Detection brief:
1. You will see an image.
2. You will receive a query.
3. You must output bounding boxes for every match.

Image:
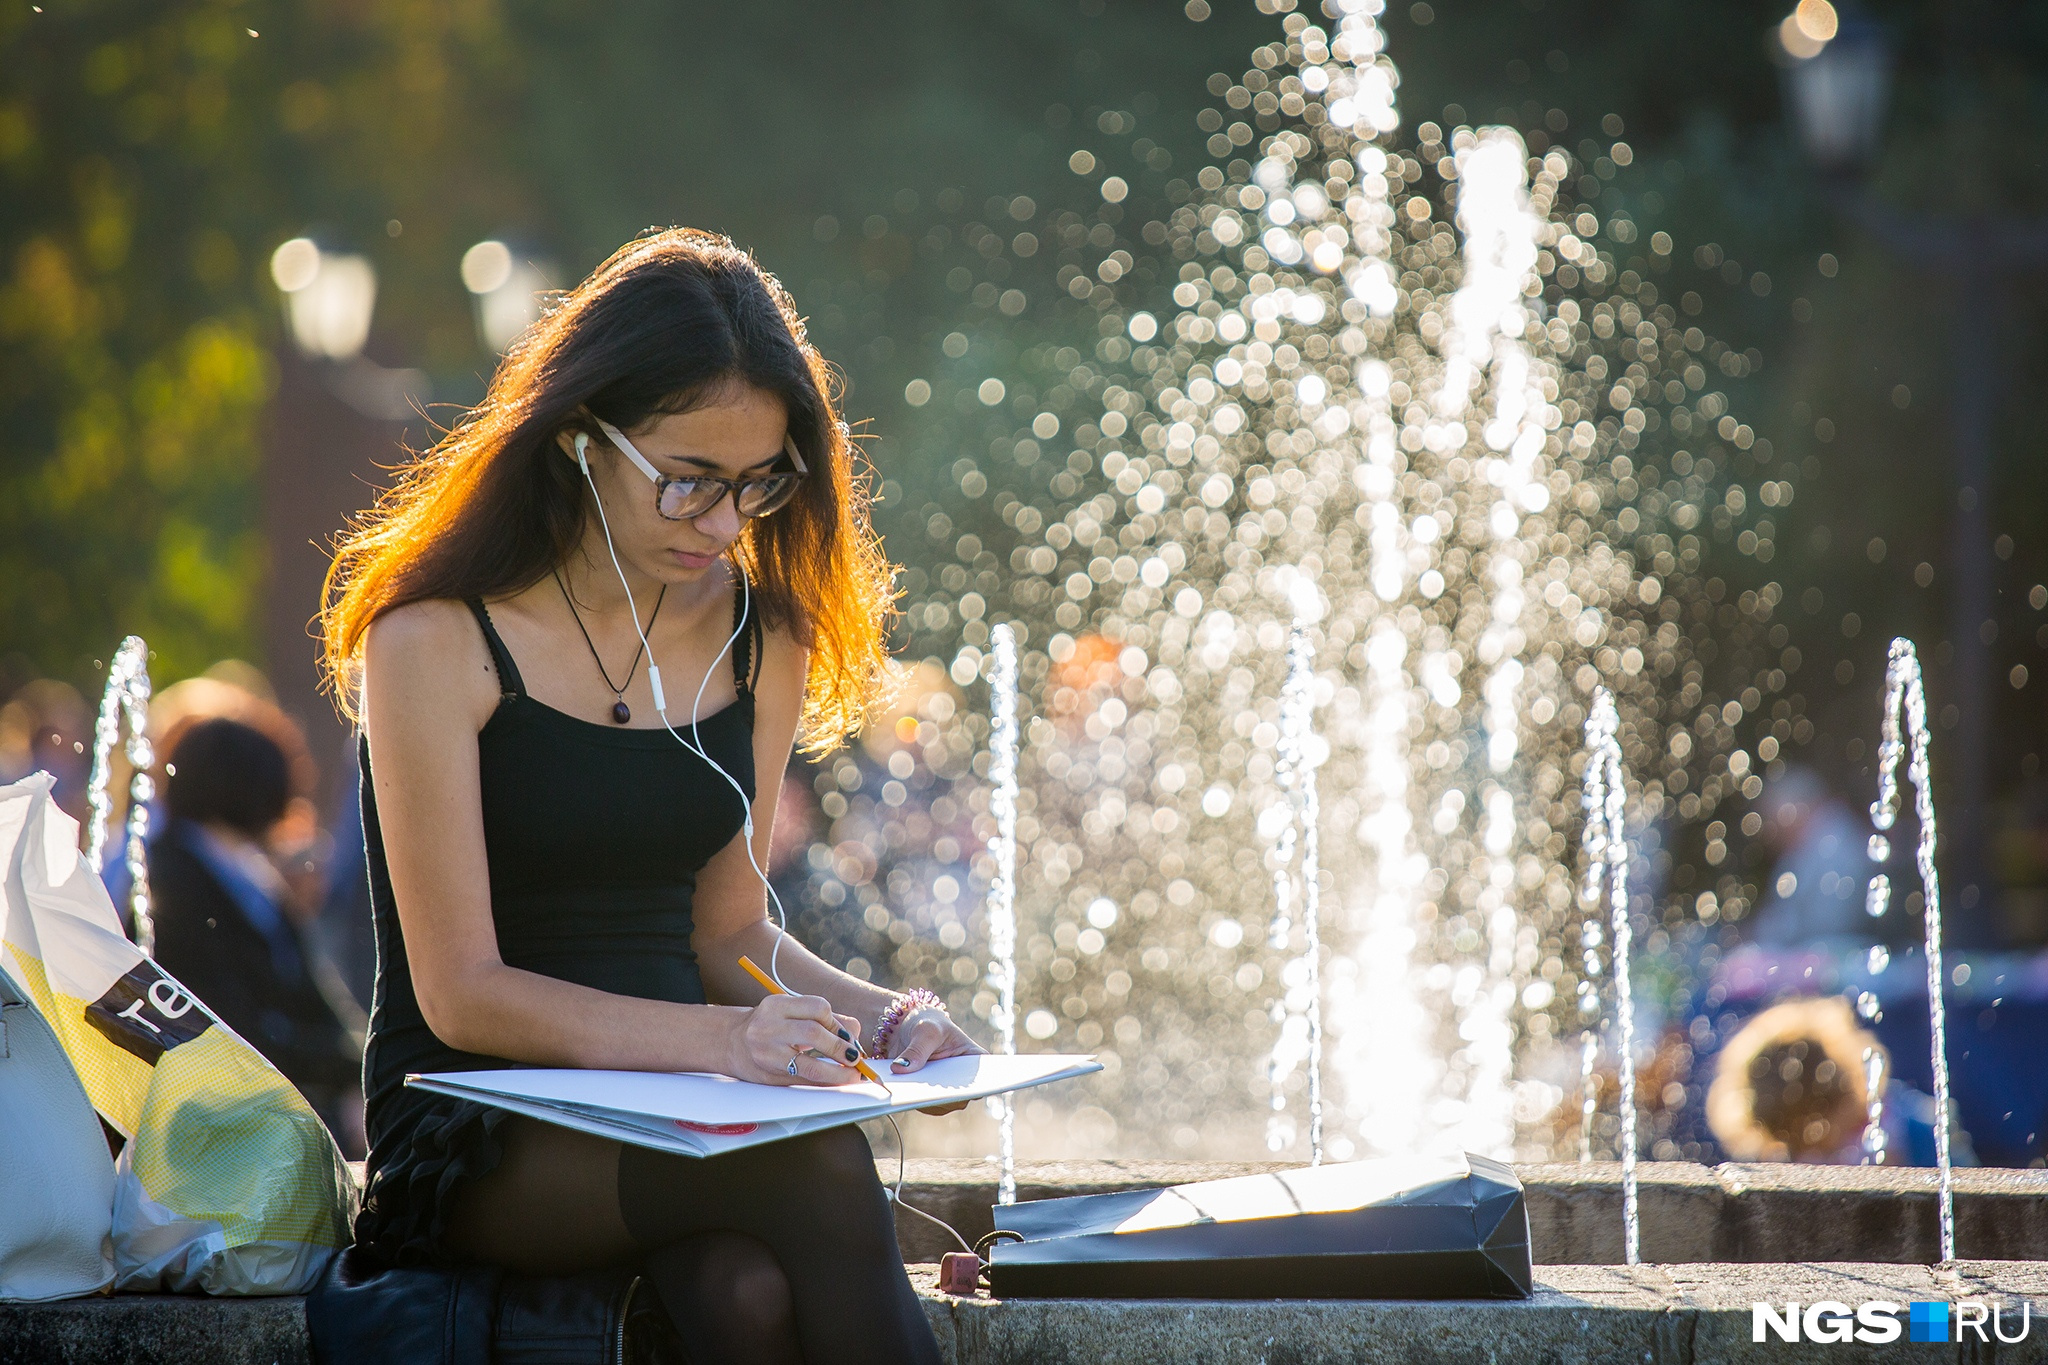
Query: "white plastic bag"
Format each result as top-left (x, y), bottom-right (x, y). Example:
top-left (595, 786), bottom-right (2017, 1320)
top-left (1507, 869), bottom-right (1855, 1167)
top-left (0, 773), bottom-right (353, 1295)
top-left (0, 964), bottom-right (117, 1301)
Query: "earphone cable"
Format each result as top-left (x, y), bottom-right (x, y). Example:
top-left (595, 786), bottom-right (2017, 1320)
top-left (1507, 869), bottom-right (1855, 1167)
top-left (882, 1113), bottom-right (973, 1256)
top-left (579, 436), bottom-right (974, 1258)
top-left (577, 438), bottom-right (798, 991)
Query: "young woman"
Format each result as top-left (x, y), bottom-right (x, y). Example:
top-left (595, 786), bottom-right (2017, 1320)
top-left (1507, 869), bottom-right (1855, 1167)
top-left (321, 228), bottom-right (975, 1363)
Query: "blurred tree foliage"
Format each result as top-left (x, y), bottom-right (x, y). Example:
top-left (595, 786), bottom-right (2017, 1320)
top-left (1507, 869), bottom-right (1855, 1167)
top-left (0, 0), bottom-right (528, 687)
top-left (5, 0), bottom-right (2048, 806)
top-left (0, 0), bottom-right (1274, 691)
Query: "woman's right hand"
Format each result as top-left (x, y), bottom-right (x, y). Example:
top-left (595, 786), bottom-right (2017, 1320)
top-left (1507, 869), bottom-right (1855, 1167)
top-left (726, 993), bottom-right (866, 1086)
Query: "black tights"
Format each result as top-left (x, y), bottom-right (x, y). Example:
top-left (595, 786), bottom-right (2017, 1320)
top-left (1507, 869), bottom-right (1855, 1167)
top-left (442, 1118), bottom-right (939, 1365)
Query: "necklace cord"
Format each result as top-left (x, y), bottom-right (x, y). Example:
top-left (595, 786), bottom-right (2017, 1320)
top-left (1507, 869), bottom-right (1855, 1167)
top-left (553, 569), bottom-right (665, 699)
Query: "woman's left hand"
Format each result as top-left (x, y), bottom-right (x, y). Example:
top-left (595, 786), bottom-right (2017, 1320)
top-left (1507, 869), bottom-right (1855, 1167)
top-left (885, 1009), bottom-right (985, 1114)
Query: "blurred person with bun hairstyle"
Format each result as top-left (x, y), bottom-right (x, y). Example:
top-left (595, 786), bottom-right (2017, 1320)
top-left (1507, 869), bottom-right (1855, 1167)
top-left (318, 229), bottom-right (967, 1363)
top-left (1707, 996), bottom-right (1975, 1166)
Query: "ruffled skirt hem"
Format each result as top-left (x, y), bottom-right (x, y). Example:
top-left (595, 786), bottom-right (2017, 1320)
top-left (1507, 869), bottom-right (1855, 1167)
top-left (353, 1098), bottom-right (515, 1267)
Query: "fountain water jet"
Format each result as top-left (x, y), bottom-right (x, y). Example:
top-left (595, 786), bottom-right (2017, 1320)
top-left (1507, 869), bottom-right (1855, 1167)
top-left (85, 635), bottom-right (156, 955)
top-left (866, 0), bottom-right (1796, 1170)
top-left (1858, 1045), bottom-right (1889, 1166)
top-left (1263, 594), bottom-right (1326, 1163)
top-left (1577, 1030), bottom-right (1599, 1165)
top-left (984, 623), bottom-right (1022, 1205)
top-left (1864, 637), bottom-right (1954, 1261)
top-left (1334, 619), bottom-right (1434, 1161)
top-left (1436, 126), bottom-right (1553, 1161)
top-left (1580, 687), bottom-right (1638, 1265)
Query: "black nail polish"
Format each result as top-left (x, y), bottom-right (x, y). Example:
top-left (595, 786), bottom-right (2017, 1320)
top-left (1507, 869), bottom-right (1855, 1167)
top-left (837, 1028), bottom-right (851, 1041)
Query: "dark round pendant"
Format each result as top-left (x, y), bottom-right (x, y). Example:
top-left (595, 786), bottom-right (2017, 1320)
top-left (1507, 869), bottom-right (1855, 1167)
top-left (611, 700), bottom-right (632, 725)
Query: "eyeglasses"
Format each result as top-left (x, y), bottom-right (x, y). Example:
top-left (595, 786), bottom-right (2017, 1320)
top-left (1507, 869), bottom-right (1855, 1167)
top-left (594, 418), bottom-right (807, 521)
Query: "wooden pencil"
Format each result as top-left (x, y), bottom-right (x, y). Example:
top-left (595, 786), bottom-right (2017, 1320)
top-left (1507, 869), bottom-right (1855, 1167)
top-left (737, 954), bottom-right (886, 1085)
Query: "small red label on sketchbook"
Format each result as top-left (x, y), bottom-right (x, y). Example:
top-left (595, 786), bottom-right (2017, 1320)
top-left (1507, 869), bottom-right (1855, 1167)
top-left (675, 1120), bottom-right (758, 1135)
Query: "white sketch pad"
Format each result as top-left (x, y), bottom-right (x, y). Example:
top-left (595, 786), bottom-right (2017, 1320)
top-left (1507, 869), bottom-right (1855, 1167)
top-left (409, 1053), bottom-right (1100, 1157)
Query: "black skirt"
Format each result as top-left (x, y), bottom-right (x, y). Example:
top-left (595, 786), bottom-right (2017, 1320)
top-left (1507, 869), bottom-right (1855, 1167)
top-left (353, 1092), bottom-right (516, 1265)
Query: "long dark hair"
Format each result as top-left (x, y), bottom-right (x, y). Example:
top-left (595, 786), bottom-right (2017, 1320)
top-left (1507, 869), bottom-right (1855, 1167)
top-left (321, 228), bottom-right (895, 750)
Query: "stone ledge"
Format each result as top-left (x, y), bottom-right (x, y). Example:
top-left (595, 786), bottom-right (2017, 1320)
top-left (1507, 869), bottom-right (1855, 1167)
top-left (8, 1264), bottom-right (2045, 1365)
top-left (883, 1159), bottom-right (2048, 1267)
top-left (343, 1156), bottom-right (2048, 1266)
top-left (0, 1293), bottom-right (310, 1365)
top-left (917, 1261), bottom-right (2048, 1365)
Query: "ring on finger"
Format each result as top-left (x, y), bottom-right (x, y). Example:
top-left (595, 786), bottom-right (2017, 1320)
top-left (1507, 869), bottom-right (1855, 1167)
top-left (787, 1056), bottom-right (801, 1077)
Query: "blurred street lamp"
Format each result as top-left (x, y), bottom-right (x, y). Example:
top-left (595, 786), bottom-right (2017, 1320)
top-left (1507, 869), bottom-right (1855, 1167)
top-left (461, 239), bottom-right (555, 353)
top-left (260, 236), bottom-right (422, 807)
top-left (1780, 1), bottom-right (1892, 174)
top-left (269, 237), bottom-right (377, 361)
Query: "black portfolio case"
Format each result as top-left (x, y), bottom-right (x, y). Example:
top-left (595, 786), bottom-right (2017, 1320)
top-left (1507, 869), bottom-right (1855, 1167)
top-left (986, 1153), bottom-right (1531, 1300)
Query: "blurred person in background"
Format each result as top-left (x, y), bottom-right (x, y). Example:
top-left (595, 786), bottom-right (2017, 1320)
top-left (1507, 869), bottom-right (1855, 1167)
top-left (1706, 997), bottom-right (1973, 1166)
top-left (151, 664), bottom-right (328, 904)
top-left (102, 665), bottom-right (330, 921)
top-left (0, 678), bottom-right (92, 820)
top-left (149, 716), bottom-right (365, 1155)
top-left (149, 665), bottom-right (379, 1011)
top-left (316, 760), bottom-right (377, 1014)
top-left (1748, 766), bottom-right (1874, 950)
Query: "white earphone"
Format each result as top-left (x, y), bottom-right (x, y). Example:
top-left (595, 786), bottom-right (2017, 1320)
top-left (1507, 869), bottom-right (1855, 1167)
top-left (572, 425), bottom-right (795, 985)
top-left (570, 422), bottom-right (978, 1252)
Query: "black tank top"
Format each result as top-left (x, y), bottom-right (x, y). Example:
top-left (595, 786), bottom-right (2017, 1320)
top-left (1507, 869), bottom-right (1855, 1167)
top-left (358, 590), bottom-right (762, 1169)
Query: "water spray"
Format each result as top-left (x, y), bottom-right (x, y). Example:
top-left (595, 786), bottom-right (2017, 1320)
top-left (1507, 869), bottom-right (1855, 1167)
top-left (1865, 638), bottom-right (1953, 1262)
top-left (1579, 687), bottom-right (1637, 1265)
top-left (1265, 603), bottom-right (1325, 1163)
top-left (984, 623), bottom-right (1022, 1205)
top-left (85, 636), bottom-right (156, 955)
top-left (883, 0), bottom-right (1785, 1167)
top-left (1438, 125), bottom-right (1552, 1159)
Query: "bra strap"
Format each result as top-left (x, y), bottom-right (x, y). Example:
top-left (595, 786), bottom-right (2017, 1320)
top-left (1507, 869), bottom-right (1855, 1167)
top-left (465, 599), bottom-right (526, 699)
top-left (731, 584), bottom-right (763, 697)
